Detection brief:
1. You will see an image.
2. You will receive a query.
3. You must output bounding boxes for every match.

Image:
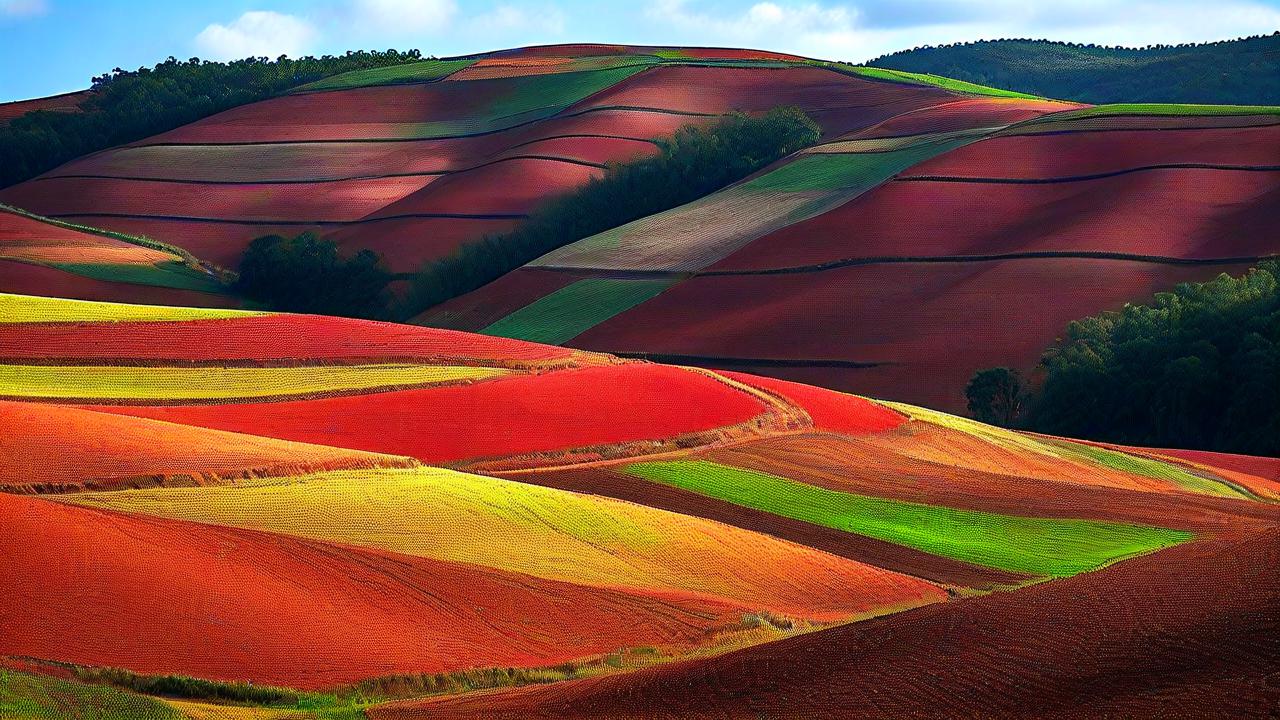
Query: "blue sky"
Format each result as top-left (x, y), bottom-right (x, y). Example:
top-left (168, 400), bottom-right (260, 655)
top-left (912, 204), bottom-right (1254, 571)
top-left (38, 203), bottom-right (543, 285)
top-left (3, 0), bottom-right (1280, 101)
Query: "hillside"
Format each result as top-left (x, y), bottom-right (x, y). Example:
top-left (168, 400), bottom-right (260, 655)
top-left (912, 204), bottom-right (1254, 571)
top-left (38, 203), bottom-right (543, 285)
top-left (2, 292), bottom-right (1278, 717)
top-left (870, 33), bottom-right (1280, 104)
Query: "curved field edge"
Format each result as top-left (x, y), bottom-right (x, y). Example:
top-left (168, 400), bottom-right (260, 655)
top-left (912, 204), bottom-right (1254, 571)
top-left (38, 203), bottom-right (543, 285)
top-left (0, 292), bottom-right (261, 323)
top-left (58, 466), bottom-right (946, 620)
top-left (623, 459), bottom-right (1192, 577)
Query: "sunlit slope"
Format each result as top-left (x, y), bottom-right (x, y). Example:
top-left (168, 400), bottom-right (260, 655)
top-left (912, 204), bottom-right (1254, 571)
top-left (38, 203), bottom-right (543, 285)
top-left (0, 400), bottom-right (415, 492)
top-left (62, 467), bottom-right (944, 621)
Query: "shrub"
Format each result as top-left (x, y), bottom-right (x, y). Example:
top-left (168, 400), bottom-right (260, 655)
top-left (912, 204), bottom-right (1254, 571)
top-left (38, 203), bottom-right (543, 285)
top-left (235, 232), bottom-right (393, 319)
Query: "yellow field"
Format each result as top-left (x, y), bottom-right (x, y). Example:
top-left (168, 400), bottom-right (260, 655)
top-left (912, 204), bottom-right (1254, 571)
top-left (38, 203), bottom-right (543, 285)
top-left (62, 467), bottom-right (942, 619)
top-left (0, 292), bottom-right (261, 323)
top-left (0, 363), bottom-right (509, 400)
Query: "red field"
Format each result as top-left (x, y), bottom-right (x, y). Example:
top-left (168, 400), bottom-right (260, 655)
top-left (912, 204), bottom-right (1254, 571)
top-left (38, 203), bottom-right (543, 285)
top-left (83, 363), bottom-right (768, 463)
top-left (0, 493), bottom-right (748, 689)
top-left (0, 312), bottom-right (581, 365)
top-left (907, 124), bottom-right (1280, 178)
top-left (573, 259), bottom-right (1250, 411)
top-left (0, 258), bottom-right (236, 306)
top-left (327, 216), bottom-right (521, 273)
top-left (0, 90), bottom-right (90, 123)
top-left (846, 96), bottom-right (1081, 138)
top-left (0, 400), bottom-right (412, 492)
top-left (364, 157), bottom-right (601, 218)
top-left (414, 267), bottom-right (579, 329)
top-left (385, 524), bottom-right (1280, 719)
top-left (711, 168), bottom-right (1280, 270)
top-left (718, 371), bottom-right (907, 435)
top-left (1, 175), bottom-right (436, 222)
top-left (571, 65), bottom-right (955, 136)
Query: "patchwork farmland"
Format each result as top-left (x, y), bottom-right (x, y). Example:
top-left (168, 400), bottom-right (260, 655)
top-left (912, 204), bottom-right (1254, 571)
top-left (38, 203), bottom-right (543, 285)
top-left (2, 39), bottom-right (1279, 719)
top-left (3, 292), bottom-right (1278, 717)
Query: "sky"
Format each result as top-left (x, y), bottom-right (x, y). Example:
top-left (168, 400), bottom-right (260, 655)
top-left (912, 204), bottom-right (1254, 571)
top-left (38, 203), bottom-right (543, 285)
top-left (3, 0), bottom-right (1280, 101)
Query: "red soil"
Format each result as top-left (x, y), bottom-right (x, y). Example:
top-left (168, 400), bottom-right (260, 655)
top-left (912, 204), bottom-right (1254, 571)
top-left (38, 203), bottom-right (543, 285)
top-left (572, 259), bottom-right (1251, 411)
top-left (703, 433), bottom-right (1280, 532)
top-left (0, 175), bottom-right (435, 222)
top-left (503, 464), bottom-right (1030, 591)
top-left (0, 258), bottom-right (237, 307)
top-left (0, 312), bottom-right (578, 365)
top-left (44, 217), bottom-right (325, 269)
top-left (0, 90), bottom-right (89, 123)
top-left (412, 268), bottom-right (579, 329)
top-left (385, 526), bottom-right (1280, 719)
top-left (82, 364), bottom-right (768, 463)
top-left (365, 157), bottom-right (601, 218)
top-left (846, 97), bottom-right (1081, 138)
top-left (493, 134), bottom-right (656, 166)
top-left (1150, 447), bottom-right (1280, 483)
top-left (0, 400), bottom-right (411, 492)
top-left (677, 47), bottom-right (809, 61)
top-left (713, 168), bottom-right (1280, 271)
top-left (569, 65), bottom-right (955, 137)
top-left (0, 493), bottom-right (744, 689)
top-left (718, 371), bottom-right (906, 435)
top-left (908, 124), bottom-right (1280, 179)
top-left (143, 81), bottom-right (509, 144)
top-left (328, 216), bottom-right (520, 272)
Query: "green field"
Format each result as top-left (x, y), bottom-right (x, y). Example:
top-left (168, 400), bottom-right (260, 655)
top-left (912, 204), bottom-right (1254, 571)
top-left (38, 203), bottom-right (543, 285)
top-left (0, 669), bottom-right (180, 720)
top-left (1043, 440), bottom-right (1250, 499)
top-left (740, 133), bottom-right (980, 193)
top-left (482, 278), bottom-right (675, 345)
top-left (52, 261), bottom-right (227, 294)
top-left (295, 59), bottom-right (476, 91)
top-left (625, 460), bottom-right (1192, 577)
top-left (835, 64), bottom-right (1042, 99)
top-left (1052, 102), bottom-right (1280, 118)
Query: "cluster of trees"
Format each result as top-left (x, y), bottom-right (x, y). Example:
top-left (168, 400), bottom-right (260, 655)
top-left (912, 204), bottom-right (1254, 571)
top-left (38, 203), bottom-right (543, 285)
top-left (967, 262), bottom-right (1280, 456)
top-left (870, 33), bottom-right (1280, 104)
top-left (235, 232), bottom-right (393, 319)
top-left (406, 107), bottom-right (821, 314)
top-left (1, 50), bottom-right (426, 188)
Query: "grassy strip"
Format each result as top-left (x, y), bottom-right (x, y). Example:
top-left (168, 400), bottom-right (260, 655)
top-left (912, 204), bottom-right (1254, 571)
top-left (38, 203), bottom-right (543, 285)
top-left (481, 278), bottom-right (675, 344)
top-left (0, 668), bottom-right (182, 719)
top-left (821, 63), bottom-right (1042, 99)
top-left (625, 459), bottom-right (1192, 577)
top-left (1050, 102), bottom-right (1280, 119)
top-left (739, 133), bottom-right (979, 193)
top-left (0, 292), bottom-right (261, 323)
top-left (1044, 439), bottom-right (1251, 499)
top-left (0, 203), bottom-right (213, 273)
top-left (294, 59), bottom-right (475, 91)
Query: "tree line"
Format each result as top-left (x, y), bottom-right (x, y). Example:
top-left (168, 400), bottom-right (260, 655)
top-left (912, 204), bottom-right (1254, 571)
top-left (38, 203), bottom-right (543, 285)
top-left (967, 261), bottom-right (1280, 456)
top-left (235, 107), bottom-right (822, 321)
top-left (0, 50), bottom-right (426, 188)
top-left (870, 33), bottom-right (1280, 105)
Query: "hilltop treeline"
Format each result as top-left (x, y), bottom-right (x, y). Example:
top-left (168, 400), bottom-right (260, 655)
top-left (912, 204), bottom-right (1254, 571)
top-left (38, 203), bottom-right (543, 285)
top-left (0, 51), bottom-right (425, 188)
top-left (405, 107), bottom-right (821, 315)
top-left (971, 262), bottom-right (1280, 456)
top-left (870, 33), bottom-right (1280, 104)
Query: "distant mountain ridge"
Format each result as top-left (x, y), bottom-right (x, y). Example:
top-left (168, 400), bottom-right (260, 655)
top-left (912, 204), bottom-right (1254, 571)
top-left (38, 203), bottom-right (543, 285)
top-left (870, 32), bottom-right (1280, 104)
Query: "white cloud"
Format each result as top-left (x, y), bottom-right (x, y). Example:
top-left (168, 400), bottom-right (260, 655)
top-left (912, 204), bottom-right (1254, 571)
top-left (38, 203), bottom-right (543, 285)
top-left (470, 4), bottom-right (566, 35)
top-left (350, 0), bottom-right (458, 34)
top-left (0, 0), bottom-right (47, 18)
top-left (194, 11), bottom-right (318, 60)
top-left (643, 0), bottom-right (1280, 62)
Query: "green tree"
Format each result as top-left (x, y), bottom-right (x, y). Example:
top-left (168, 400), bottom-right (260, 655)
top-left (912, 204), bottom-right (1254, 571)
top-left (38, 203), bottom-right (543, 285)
top-left (966, 367), bottom-right (1027, 427)
top-left (235, 232), bottom-right (392, 319)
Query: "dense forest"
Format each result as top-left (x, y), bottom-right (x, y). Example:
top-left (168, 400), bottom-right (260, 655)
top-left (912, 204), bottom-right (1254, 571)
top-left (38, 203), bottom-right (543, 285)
top-left (0, 51), bottom-right (425, 188)
top-left (870, 33), bottom-right (1280, 104)
top-left (969, 262), bottom-right (1280, 456)
top-left (405, 107), bottom-right (821, 314)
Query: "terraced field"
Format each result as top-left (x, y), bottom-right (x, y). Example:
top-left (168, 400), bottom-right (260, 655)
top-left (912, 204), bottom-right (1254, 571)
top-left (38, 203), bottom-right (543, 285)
top-left (436, 100), bottom-right (1280, 411)
top-left (2, 292), bottom-right (1275, 716)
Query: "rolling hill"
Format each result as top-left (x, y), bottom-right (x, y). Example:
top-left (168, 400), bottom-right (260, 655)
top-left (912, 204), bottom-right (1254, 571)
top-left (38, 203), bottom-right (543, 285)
top-left (2, 292), bottom-right (1277, 717)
